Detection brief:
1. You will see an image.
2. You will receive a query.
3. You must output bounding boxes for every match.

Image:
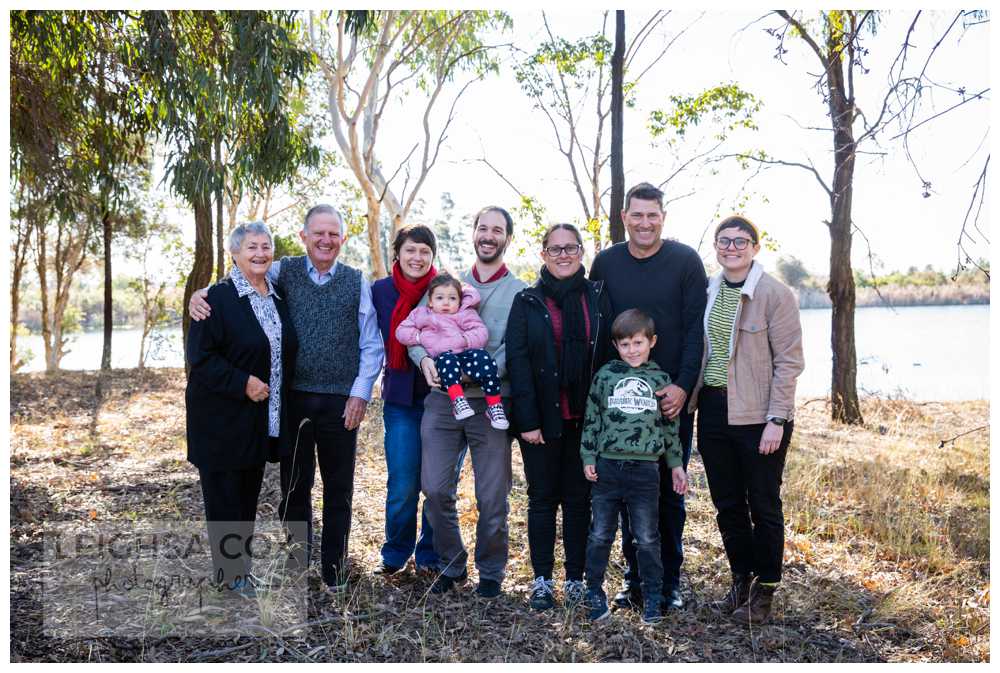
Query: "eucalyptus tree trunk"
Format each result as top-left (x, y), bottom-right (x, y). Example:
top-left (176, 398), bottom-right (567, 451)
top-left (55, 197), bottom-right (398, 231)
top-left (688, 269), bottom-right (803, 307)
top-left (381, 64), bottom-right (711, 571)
top-left (100, 208), bottom-right (113, 370)
top-left (825, 39), bottom-right (863, 425)
top-left (183, 196), bottom-right (215, 369)
top-left (609, 10), bottom-right (625, 245)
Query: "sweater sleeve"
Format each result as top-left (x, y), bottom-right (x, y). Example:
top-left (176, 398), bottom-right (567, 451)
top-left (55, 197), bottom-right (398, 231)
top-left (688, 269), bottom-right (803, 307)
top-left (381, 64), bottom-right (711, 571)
top-left (186, 286), bottom-right (251, 401)
top-left (676, 248), bottom-right (709, 395)
top-left (407, 292), bottom-right (432, 368)
top-left (580, 369), bottom-right (606, 467)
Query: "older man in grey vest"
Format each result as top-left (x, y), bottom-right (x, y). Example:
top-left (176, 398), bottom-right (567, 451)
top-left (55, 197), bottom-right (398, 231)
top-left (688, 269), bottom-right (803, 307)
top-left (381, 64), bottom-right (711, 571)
top-left (190, 204), bottom-right (383, 592)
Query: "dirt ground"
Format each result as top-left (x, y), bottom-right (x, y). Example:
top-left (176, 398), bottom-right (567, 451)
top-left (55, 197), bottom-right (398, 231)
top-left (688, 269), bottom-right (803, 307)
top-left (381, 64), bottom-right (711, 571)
top-left (9, 369), bottom-right (989, 662)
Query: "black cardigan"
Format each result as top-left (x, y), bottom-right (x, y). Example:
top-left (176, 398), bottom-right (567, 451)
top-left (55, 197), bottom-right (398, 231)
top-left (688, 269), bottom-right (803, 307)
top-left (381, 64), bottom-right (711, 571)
top-left (505, 278), bottom-right (613, 441)
top-left (185, 278), bottom-right (299, 471)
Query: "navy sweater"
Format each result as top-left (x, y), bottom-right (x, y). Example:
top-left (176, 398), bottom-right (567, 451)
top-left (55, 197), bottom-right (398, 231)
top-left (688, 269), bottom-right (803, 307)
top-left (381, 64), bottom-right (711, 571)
top-left (589, 239), bottom-right (707, 395)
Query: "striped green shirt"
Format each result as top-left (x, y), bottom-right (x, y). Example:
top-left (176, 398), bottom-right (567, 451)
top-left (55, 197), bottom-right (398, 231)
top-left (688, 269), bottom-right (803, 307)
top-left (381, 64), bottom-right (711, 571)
top-left (703, 282), bottom-right (743, 387)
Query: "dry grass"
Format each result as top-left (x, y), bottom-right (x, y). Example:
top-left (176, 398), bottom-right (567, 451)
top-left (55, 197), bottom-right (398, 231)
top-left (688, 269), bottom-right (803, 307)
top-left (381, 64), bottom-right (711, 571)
top-left (9, 369), bottom-right (989, 662)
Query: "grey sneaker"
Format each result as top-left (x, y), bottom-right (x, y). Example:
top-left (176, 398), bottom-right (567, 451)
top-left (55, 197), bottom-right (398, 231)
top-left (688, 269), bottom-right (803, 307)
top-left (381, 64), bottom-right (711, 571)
top-left (563, 579), bottom-right (587, 607)
top-left (485, 402), bottom-right (509, 430)
top-left (529, 576), bottom-right (556, 611)
top-left (452, 396), bottom-right (475, 421)
top-left (587, 588), bottom-right (611, 622)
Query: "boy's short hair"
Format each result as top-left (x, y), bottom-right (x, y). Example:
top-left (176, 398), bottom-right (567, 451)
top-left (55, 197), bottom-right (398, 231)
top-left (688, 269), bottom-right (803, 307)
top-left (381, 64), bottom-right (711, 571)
top-left (428, 272), bottom-right (462, 298)
top-left (611, 308), bottom-right (656, 341)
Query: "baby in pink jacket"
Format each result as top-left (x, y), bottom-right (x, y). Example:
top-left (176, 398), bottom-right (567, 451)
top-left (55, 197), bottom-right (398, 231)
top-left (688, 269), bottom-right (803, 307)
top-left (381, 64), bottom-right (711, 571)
top-left (396, 273), bottom-right (508, 429)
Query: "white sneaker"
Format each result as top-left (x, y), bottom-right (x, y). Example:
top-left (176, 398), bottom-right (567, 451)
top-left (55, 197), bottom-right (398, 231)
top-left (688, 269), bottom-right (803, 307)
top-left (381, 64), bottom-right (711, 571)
top-left (452, 396), bottom-right (475, 421)
top-left (486, 402), bottom-right (509, 430)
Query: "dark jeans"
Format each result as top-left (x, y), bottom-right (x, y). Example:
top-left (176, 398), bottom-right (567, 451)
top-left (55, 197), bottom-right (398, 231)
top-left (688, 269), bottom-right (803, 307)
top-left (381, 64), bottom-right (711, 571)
top-left (198, 466), bottom-right (264, 588)
top-left (279, 391), bottom-right (358, 586)
top-left (519, 418), bottom-right (591, 581)
top-left (620, 408), bottom-right (693, 592)
top-left (585, 457), bottom-right (663, 602)
top-left (697, 387), bottom-right (791, 583)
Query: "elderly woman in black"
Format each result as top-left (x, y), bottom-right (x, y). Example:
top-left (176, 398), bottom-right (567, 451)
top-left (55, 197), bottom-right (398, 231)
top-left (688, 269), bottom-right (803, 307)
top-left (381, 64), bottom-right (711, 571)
top-left (186, 221), bottom-right (298, 596)
top-left (505, 223), bottom-right (612, 610)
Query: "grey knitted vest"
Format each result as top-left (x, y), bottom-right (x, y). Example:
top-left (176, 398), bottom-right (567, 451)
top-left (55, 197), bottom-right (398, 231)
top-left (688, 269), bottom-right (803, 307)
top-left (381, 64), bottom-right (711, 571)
top-left (278, 256), bottom-right (361, 395)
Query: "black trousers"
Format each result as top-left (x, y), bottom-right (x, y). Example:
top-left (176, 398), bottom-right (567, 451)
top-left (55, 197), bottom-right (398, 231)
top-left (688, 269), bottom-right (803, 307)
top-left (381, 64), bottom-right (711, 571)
top-left (620, 408), bottom-right (693, 593)
top-left (279, 391), bottom-right (358, 586)
top-left (198, 466), bottom-right (265, 588)
top-left (519, 418), bottom-right (591, 581)
top-left (696, 387), bottom-right (791, 583)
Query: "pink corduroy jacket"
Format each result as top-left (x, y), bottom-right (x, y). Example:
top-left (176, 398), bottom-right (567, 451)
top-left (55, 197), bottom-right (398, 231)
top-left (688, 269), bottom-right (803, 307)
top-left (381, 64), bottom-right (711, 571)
top-left (394, 285), bottom-right (489, 358)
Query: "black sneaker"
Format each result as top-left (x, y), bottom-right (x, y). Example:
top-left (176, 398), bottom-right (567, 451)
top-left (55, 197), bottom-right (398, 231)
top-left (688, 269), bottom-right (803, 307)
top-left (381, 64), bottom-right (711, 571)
top-left (528, 576), bottom-right (556, 611)
top-left (612, 582), bottom-right (643, 611)
top-left (663, 585), bottom-right (684, 611)
top-left (373, 561), bottom-right (404, 576)
top-left (476, 578), bottom-right (502, 599)
top-left (430, 569), bottom-right (468, 594)
top-left (642, 595), bottom-right (664, 625)
top-left (587, 588), bottom-right (611, 621)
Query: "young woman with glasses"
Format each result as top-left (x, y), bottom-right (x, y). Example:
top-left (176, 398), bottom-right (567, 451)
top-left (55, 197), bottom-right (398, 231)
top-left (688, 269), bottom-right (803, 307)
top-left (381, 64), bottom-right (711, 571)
top-left (687, 215), bottom-right (805, 624)
top-left (505, 223), bottom-right (612, 611)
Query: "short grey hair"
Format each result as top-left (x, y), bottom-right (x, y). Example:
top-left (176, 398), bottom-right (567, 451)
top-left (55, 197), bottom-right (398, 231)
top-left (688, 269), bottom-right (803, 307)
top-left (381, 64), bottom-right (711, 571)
top-left (303, 203), bottom-right (344, 233)
top-left (228, 221), bottom-right (273, 255)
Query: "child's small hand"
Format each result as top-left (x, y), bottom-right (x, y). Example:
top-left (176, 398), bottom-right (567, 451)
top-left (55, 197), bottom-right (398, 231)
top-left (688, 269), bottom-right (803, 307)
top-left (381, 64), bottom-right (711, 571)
top-left (584, 464), bottom-right (598, 482)
top-left (671, 466), bottom-right (687, 495)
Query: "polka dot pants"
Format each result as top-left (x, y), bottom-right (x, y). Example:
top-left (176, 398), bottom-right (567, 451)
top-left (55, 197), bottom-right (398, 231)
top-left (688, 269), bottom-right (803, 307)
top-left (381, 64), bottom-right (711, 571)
top-left (435, 349), bottom-right (502, 396)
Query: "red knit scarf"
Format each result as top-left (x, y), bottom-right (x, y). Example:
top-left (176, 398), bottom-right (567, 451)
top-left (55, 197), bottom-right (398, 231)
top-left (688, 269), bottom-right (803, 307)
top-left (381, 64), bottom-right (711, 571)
top-left (388, 261), bottom-right (437, 370)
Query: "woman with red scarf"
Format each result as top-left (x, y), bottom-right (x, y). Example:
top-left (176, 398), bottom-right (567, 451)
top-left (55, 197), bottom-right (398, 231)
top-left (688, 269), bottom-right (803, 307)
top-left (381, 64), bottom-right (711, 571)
top-left (371, 225), bottom-right (455, 575)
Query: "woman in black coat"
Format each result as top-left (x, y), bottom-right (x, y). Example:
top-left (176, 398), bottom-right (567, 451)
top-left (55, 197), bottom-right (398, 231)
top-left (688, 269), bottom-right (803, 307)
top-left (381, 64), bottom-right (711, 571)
top-left (186, 221), bottom-right (298, 595)
top-left (505, 223), bottom-right (612, 611)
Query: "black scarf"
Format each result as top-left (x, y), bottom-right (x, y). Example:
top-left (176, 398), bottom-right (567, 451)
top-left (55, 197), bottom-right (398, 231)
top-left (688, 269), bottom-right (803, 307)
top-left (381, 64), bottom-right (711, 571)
top-left (539, 265), bottom-right (589, 415)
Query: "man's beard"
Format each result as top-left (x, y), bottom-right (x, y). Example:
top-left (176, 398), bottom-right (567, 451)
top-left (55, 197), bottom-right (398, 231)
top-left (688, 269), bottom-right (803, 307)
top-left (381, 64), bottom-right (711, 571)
top-left (475, 239), bottom-right (506, 264)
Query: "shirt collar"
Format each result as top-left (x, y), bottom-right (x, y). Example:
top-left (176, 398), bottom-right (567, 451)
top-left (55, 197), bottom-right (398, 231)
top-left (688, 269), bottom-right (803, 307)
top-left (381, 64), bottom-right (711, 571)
top-left (306, 255), bottom-right (338, 279)
top-left (230, 265), bottom-right (280, 299)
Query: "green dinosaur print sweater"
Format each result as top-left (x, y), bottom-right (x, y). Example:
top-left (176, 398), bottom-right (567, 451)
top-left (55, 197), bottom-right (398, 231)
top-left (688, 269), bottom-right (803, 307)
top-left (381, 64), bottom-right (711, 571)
top-left (580, 359), bottom-right (682, 468)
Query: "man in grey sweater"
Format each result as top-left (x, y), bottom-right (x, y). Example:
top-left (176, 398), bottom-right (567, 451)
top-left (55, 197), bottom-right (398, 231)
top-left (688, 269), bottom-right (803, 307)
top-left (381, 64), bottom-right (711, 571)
top-left (408, 206), bottom-right (526, 599)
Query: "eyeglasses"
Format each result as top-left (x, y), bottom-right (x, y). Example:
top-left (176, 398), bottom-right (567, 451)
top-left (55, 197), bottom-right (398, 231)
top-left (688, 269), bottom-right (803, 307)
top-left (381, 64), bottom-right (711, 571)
top-left (715, 236), bottom-right (754, 250)
top-left (544, 244), bottom-right (583, 257)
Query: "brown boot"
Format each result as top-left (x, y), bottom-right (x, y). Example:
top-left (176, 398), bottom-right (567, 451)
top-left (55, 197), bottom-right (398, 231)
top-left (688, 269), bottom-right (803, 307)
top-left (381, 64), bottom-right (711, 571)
top-left (731, 579), bottom-right (776, 624)
top-left (711, 572), bottom-right (752, 613)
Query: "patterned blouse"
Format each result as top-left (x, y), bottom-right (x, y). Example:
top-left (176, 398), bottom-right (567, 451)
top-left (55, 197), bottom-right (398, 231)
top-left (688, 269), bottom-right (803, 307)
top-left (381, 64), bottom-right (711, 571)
top-left (231, 266), bottom-right (283, 438)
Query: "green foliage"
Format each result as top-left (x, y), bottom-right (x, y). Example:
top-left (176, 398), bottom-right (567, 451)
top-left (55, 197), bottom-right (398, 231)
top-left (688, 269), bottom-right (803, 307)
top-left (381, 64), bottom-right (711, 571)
top-left (513, 195), bottom-right (548, 258)
top-left (273, 232), bottom-right (305, 260)
top-left (514, 33), bottom-right (613, 100)
top-left (396, 11), bottom-right (511, 86)
top-left (649, 83), bottom-right (761, 142)
top-left (140, 11), bottom-right (320, 205)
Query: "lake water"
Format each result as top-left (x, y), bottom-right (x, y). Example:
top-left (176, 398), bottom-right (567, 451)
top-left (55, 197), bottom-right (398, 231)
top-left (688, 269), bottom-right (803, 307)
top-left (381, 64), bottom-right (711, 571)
top-left (17, 304), bottom-right (990, 401)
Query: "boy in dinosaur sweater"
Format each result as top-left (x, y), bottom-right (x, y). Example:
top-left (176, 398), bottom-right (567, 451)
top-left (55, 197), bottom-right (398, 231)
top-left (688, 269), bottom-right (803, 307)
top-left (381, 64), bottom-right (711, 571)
top-left (580, 309), bottom-right (687, 624)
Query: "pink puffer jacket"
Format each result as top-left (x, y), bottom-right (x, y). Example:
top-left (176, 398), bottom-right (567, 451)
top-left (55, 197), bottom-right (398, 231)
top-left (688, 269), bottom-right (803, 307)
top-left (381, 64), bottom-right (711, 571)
top-left (394, 285), bottom-right (489, 358)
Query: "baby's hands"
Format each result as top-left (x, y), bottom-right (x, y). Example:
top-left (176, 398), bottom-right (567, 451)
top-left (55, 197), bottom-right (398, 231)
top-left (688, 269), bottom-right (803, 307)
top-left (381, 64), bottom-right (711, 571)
top-left (671, 466), bottom-right (687, 495)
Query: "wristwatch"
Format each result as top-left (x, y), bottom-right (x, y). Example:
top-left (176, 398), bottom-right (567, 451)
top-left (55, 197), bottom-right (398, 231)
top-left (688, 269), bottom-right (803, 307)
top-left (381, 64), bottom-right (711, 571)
top-left (767, 416), bottom-right (787, 426)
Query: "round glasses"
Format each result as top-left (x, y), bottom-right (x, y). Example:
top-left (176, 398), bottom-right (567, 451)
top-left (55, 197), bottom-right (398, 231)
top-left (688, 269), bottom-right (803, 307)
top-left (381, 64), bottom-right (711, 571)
top-left (715, 236), bottom-right (754, 250)
top-left (544, 244), bottom-right (583, 257)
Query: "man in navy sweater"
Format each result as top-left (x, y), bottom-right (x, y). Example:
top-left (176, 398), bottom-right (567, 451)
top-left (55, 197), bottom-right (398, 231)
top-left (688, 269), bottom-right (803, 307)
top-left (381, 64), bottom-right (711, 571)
top-left (589, 182), bottom-right (707, 611)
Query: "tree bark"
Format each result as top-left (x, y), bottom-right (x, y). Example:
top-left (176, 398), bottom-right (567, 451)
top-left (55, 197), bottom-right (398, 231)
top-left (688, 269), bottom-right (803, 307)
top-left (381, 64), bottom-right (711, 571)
top-left (609, 10), bottom-right (626, 245)
top-left (183, 195), bottom-right (215, 371)
top-left (100, 208), bottom-right (113, 370)
top-left (365, 195), bottom-right (387, 278)
top-left (214, 136), bottom-right (225, 282)
top-left (825, 46), bottom-right (863, 425)
top-left (10, 212), bottom-right (30, 371)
